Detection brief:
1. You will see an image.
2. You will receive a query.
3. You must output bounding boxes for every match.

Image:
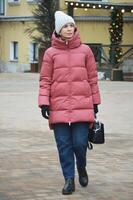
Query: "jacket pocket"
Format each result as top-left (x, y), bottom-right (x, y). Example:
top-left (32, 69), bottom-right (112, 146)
top-left (83, 80), bottom-right (92, 97)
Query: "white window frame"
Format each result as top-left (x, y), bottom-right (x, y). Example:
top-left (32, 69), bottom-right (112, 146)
top-left (29, 42), bottom-right (38, 63)
top-left (27, 0), bottom-right (38, 4)
top-left (8, 0), bottom-right (21, 5)
top-left (0, 0), bottom-right (5, 15)
top-left (10, 42), bottom-right (18, 61)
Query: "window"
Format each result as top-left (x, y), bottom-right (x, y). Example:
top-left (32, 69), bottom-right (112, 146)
top-left (29, 43), bottom-right (38, 63)
top-left (10, 42), bottom-right (18, 61)
top-left (27, 0), bottom-right (38, 4)
top-left (8, 0), bottom-right (20, 5)
top-left (0, 0), bottom-right (5, 15)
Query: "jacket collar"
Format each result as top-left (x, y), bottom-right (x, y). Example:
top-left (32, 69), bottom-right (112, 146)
top-left (51, 30), bottom-right (81, 50)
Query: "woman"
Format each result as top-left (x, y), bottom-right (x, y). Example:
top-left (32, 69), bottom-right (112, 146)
top-left (38, 11), bottom-right (101, 195)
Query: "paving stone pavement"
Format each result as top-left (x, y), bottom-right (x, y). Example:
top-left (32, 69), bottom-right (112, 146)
top-left (0, 73), bottom-right (133, 200)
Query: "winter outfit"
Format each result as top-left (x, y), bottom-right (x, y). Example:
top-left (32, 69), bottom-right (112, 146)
top-left (38, 11), bottom-right (101, 195)
top-left (38, 30), bottom-right (100, 124)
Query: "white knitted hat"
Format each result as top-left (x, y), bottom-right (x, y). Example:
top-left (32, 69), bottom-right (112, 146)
top-left (55, 11), bottom-right (75, 34)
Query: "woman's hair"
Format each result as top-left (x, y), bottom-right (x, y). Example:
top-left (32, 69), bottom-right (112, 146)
top-left (54, 31), bottom-right (60, 38)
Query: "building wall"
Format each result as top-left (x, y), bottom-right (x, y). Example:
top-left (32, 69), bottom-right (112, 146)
top-left (0, 0), bottom-right (133, 72)
top-left (77, 18), bottom-right (133, 45)
top-left (6, 0), bottom-right (34, 16)
top-left (0, 0), bottom-right (36, 72)
top-left (77, 21), bottom-right (110, 44)
top-left (1, 21), bottom-right (29, 62)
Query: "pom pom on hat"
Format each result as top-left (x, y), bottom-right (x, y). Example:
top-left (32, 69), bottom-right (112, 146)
top-left (55, 11), bottom-right (75, 34)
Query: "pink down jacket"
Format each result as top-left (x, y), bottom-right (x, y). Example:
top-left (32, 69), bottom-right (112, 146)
top-left (38, 30), bottom-right (101, 126)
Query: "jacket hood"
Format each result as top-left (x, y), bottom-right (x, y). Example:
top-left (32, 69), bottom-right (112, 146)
top-left (51, 30), bottom-right (81, 49)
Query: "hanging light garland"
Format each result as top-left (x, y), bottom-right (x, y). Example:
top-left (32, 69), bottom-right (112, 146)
top-left (109, 9), bottom-right (124, 64)
top-left (65, 1), bottom-right (133, 13)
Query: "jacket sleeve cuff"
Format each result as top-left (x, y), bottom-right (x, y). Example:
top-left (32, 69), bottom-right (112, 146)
top-left (38, 96), bottom-right (50, 107)
top-left (92, 93), bottom-right (101, 105)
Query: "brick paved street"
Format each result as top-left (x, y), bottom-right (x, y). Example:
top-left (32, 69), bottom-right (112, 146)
top-left (0, 73), bottom-right (133, 200)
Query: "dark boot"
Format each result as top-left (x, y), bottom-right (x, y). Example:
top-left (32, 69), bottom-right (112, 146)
top-left (78, 167), bottom-right (88, 187)
top-left (62, 178), bottom-right (75, 195)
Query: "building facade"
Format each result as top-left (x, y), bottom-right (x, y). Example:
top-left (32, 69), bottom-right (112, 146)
top-left (0, 0), bottom-right (38, 72)
top-left (0, 0), bottom-right (133, 73)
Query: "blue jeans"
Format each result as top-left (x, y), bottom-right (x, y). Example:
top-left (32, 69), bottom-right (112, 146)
top-left (53, 122), bottom-right (89, 179)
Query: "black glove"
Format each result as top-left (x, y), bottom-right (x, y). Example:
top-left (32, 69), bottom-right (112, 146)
top-left (94, 104), bottom-right (98, 114)
top-left (41, 105), bottom-right (49, 119)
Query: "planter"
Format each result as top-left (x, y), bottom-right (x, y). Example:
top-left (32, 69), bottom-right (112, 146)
top-left (111, 69), bottom-right (123, 81)
top-left (30, 63), bottom-right (39, 73)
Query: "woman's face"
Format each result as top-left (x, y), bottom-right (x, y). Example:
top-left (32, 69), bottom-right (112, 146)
top-left (60, 23), bottom-right (75, 40)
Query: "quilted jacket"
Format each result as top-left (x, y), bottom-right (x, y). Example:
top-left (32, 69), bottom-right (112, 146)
top-left (38, 30), bottom-right (101, 126)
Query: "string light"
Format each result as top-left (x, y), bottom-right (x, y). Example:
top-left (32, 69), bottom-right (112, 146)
top-left (121, 9), bottom-right (125, 13)
top-left (66, 2), bottom-right (133, 13)
top-left (109, 9), bottom-right (123, 64)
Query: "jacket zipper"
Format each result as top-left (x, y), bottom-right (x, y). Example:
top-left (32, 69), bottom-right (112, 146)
top-left (66, 40), bottom-right (71, 125)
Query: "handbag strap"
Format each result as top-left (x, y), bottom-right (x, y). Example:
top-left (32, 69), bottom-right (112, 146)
top-left (87, 142), bottom-right (93, 150)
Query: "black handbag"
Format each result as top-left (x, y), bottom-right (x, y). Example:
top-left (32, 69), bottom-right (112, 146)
top-left (88, 119), bottom-right (105, 150)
